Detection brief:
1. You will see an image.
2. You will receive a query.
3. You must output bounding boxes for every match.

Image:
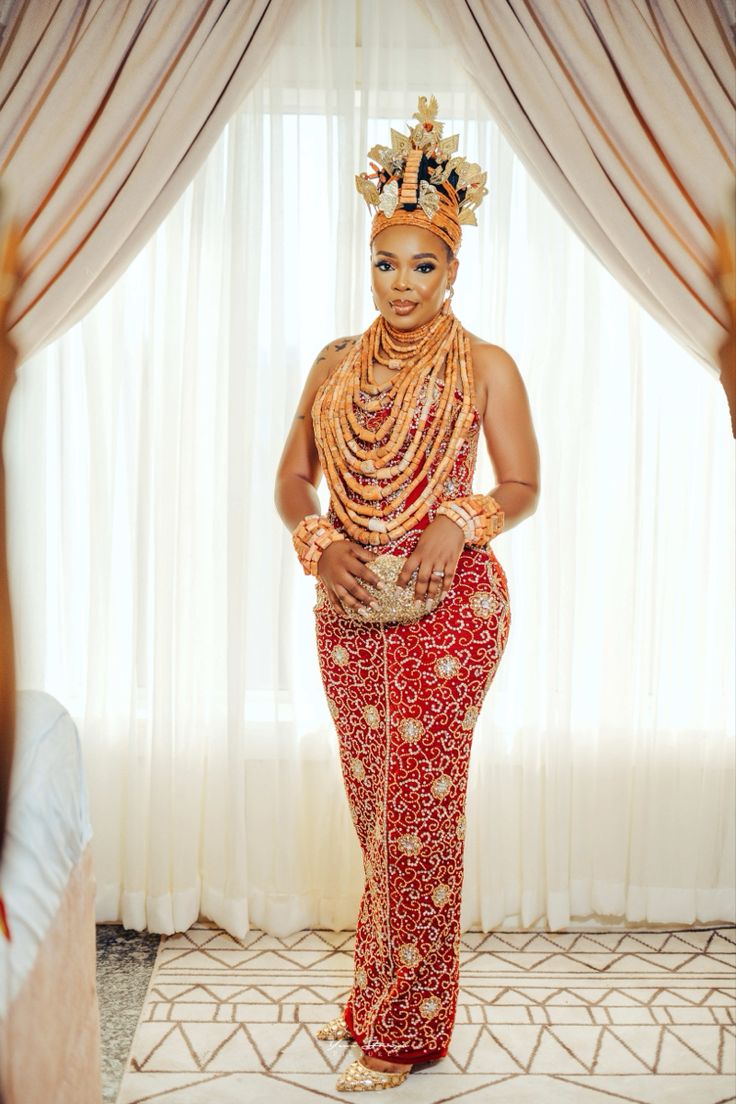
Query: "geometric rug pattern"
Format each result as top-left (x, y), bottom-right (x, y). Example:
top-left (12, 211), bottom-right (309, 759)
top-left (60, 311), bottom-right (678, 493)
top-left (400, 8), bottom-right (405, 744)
top-left (115, 922), bottom-right (736, 1103)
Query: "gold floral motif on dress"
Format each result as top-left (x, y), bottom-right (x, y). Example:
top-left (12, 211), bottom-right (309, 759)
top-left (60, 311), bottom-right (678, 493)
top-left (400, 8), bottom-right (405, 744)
top-left (332, 644), bottom-right (349, 666)
top-left (327, 696), bottom-right (339, 721)
top-left (397, 833), bottom-right (422, 856)
top-left (435, 654), bottom-right (461, 679)
top-left (351, 757), bottom-right (366, 781)
top-left (400, 716), bottom-right (424, 743)
top-left (431, 774), bottom-right (453, 800)
top-left (398, 942), bottom-right (421, 968)
top-left (456, 814), bottom-right (466, 840)
top-left (432, 883), bottom-right (451, 907)
top-left (461, 706), bottom-right (479, 730)
top-left (469, 591), bottom-right (496, 619)
top-left (364, 704), bottom-right (381, 729)
top-left (419, 995), bottom-right (441, 1020)
top-left (356, 966), bottom-right (367, 989)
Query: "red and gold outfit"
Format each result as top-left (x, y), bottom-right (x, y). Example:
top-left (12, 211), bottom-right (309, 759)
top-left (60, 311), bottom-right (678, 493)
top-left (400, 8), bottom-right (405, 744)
top-left (290, 93), bottom-right (509, 1080)
top-left (312, 371), bottom-right (511, 1063)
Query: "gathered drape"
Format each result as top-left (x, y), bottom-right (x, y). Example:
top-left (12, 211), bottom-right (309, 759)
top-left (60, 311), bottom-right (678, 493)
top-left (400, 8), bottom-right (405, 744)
top-left (0, 0), bottom-right (294, 362)
top-left (420, 0), bottom-right (735, 416)
top-left (4, 0), bottom-right (733, 938)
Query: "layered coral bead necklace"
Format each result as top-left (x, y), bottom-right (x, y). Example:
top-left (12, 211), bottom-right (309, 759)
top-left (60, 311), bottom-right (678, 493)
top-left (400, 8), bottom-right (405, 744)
top-left (312, 302), bottom-right (477, 546)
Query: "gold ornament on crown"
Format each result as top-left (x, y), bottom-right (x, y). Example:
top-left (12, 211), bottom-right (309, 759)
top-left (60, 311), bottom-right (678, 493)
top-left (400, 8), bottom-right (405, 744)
top-left (355, 94), bottom-right (489, 254)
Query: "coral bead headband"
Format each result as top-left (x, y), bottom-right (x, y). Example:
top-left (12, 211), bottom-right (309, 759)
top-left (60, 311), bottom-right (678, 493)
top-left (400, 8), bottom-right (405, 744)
top-left (355, 95), bottom-right (489, 257)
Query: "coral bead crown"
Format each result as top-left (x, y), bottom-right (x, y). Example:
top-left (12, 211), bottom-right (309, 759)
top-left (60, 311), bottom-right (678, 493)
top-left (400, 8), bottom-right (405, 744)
top-left (355, 95), bottom-right (489, 254)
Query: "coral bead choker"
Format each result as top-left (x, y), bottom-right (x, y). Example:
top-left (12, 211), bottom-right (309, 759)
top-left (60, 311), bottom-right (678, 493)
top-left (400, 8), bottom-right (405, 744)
top-left (382, 309), bottom-right (447, 344)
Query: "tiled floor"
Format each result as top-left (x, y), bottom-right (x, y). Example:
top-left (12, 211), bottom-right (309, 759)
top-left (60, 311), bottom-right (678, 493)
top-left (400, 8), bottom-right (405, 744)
top-left (112, 922), bottom-right (736, 1103)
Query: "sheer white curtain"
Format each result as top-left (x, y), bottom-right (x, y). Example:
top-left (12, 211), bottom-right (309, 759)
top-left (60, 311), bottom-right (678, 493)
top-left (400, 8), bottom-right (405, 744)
top-left (4, 0), bottom-right (734, 938)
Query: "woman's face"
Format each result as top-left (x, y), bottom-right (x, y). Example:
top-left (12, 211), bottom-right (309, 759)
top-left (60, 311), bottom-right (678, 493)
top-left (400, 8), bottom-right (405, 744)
top-left (370, 224), bottom-right (459, 331)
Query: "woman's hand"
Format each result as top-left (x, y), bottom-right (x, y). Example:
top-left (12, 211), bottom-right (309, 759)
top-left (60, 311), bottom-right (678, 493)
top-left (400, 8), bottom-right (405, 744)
top-left (317, 540), bottom-right (384, 615)
top-left (396, 515), bottom-right (465, 601)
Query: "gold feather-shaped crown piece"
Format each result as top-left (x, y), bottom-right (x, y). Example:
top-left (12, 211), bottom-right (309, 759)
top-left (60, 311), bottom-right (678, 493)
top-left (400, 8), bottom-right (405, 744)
top-left (355, 95), bottom-right (488, 253)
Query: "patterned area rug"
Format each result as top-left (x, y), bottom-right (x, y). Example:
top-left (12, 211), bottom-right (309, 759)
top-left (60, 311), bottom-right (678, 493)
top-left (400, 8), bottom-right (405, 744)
top-left (115, 922), bottom-right (735, 1103)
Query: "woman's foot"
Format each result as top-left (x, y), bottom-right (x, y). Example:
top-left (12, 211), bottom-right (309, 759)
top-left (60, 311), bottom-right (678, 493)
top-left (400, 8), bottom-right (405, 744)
top-left (335, 1053), bottom-right (413, 1092)
top-left (316, 1014), bottom-right (352, 1041)
top-left (361, 1055), bottom-right (412, 1075)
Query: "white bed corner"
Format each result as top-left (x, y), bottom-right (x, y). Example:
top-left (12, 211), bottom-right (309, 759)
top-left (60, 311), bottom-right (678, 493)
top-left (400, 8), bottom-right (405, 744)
top-left (0, 689), bottom-right (102, 1104)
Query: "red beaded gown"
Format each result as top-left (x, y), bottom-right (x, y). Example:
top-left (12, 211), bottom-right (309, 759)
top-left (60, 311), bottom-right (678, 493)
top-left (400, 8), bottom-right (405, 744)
top-left (312, 366), bottom-right (511, 1065)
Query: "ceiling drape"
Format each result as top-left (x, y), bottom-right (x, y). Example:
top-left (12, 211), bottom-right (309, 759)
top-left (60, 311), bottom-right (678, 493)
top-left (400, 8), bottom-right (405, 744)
top-left (420, 0), bottom-right (736, 419)
top-left (0, 0), bottom-right (295, 362)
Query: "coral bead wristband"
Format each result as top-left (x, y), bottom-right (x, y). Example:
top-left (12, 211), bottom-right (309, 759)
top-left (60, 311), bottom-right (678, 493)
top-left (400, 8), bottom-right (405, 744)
top-left (435, 493), bottom-right (505, 546)
top-left (292, 513), bottom-right (347, 577)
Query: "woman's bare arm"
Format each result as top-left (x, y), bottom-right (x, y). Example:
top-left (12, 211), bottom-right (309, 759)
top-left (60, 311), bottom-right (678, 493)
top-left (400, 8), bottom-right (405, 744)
top-left (275, 335), bottom-right (389, 611)
top-left (470, 339), bottom-right (541, 531)
top-left (274, 336), bottom-right (359, 532)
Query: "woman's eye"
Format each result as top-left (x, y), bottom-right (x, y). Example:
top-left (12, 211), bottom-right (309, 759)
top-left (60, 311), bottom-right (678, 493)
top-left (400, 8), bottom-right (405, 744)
top-left (373, 261), bottom-right (435, 273)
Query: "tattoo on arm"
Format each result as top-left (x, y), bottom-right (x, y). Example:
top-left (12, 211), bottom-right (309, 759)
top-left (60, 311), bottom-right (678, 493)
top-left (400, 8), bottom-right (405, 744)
top-left (310, 337), bottom-right (356, 376)
top-left (336, 336), bottom-right (359, 351)
top-left (296, 336), bottom-right (359, 424)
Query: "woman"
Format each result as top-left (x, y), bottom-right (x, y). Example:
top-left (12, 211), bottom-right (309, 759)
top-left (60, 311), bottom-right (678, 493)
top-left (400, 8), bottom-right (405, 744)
top-left (275, 96), bottom-right (540, 1092)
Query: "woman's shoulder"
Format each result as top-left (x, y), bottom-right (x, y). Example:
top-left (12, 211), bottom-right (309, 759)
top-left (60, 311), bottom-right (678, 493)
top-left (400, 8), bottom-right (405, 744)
top-left (462, 329), bottom-right (524, 421)
top-left (300, 334), bottom-right (362, 428)
top-left (463, 328), bottom-right (519, 370)
top-left (314, 333), bottom-right (361, 383)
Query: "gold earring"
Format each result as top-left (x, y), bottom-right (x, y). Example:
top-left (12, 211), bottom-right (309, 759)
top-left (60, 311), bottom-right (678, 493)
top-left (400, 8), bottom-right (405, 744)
top-left (446, 284), bottom-right (455, 299)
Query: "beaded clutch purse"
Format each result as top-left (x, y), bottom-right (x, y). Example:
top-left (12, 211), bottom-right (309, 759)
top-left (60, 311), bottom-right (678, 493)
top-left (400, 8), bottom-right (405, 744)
top-left (337, 553), bottom-right (446, 625)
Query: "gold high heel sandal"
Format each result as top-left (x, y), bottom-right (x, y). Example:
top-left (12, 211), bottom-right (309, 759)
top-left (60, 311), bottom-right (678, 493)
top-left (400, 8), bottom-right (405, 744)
top-left (336, 1056), bottom-right (412, 1092)
top-left (316, 1014), bottom-right (353, 1041)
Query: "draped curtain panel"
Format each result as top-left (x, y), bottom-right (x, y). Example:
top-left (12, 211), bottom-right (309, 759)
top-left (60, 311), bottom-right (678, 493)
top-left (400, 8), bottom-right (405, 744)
top-left (0, 0), bottom-right (294, 362)
top-left (420, 0), bottom-right (736, 395)
top-left (4, 0), bottom-right (733, 938)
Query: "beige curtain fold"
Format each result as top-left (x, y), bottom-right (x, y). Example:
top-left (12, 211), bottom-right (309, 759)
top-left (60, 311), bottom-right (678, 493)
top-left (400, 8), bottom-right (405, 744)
top-left (0, 0), bottom-right (294, 362)
top-left (420, 0), bottom-right (736, 418)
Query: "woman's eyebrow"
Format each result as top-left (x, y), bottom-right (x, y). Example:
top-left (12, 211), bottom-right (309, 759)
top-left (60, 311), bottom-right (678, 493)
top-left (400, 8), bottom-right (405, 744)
top-left (375, 251), bottom-right (439, 260)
